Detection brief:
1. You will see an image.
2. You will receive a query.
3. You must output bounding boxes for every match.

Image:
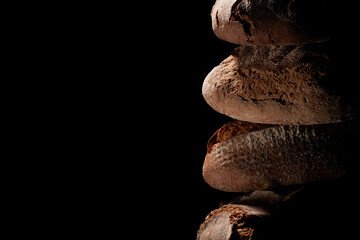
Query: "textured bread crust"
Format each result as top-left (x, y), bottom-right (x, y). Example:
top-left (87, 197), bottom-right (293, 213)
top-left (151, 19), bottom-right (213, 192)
top-left (197, 204), bottom-right (268, 240)
top-left (202, 44), bottom-right (357, 125)
top-left (211, 0), bottom-right (331, 45)
top-left (203, 120), bottom-right (357, 192)
top-left (207, 121), bottom-right (270, 154)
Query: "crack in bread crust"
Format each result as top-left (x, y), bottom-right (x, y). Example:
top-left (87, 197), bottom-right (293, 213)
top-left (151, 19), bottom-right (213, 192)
top-left (202, 44), bottom-right (357, 124)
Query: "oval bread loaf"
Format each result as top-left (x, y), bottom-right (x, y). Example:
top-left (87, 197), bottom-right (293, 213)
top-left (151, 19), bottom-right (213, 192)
top-left (203, 120), bottom-right (358, 193)
top-left (202, 44), bottom-right (358, 125)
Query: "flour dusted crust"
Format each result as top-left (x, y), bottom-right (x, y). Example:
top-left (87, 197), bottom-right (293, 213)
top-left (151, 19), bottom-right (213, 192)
top-left (203, 120), bottom-right (357, 192)
top-left (202, 44), bottom-right (357, 125)
top-left (211, 0), bottom-right (331, 45)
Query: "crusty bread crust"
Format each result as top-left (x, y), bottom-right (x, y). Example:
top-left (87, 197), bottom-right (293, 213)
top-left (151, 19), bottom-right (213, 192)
top-left (197, 204), bottom-right (269, 240)
top-left (207, 121), bottom-right (270, 154)
top-left (203, 120), bottom-right (357, 192)
top-left (202, 44), bottom-right (357, 125)
top-left (211, 0), bottom-right (330, 45)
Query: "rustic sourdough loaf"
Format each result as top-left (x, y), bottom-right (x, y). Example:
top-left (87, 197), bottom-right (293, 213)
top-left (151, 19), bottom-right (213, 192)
top-left (203, 120), bottom-right (358, 192)
top-left (202, 44), bottom-right (358, 125)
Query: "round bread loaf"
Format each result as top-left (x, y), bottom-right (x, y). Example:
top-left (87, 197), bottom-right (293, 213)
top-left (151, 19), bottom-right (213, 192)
top-left (203, 120), bottom-right (358, 193)
top-left (211, 0), bottom-right (332, 45)
top-left (202, 44), bottom-right (358, 125)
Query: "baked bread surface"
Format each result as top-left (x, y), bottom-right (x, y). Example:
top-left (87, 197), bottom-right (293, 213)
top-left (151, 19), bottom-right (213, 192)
top-left (211, 0), bottom-right (331, 45)
top-left (202, 45), bottom-right (357, 125)
top-left (203, 121), bottom-right (357, 192)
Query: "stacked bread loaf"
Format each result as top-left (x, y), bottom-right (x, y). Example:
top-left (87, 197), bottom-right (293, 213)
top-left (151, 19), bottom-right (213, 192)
top-left (197, 1), bottom-right (360, 239)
